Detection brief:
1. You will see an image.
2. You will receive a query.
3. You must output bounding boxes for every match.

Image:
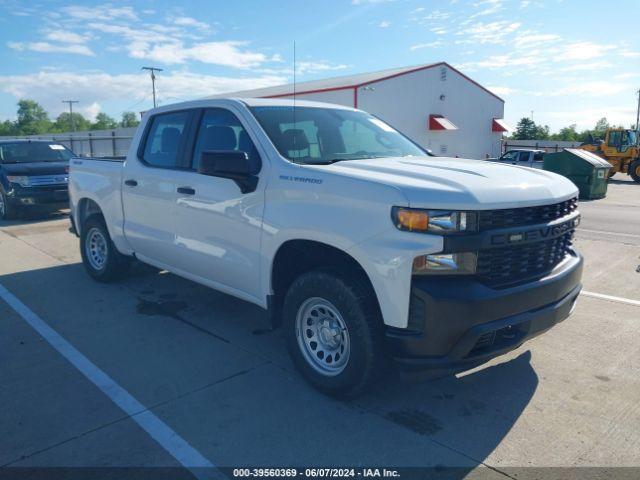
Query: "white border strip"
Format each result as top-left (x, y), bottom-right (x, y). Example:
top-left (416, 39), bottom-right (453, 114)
top-left (0, 283), bottom-right (217, 475)
top-left (582, 290), bottom-right (640, 307)
top-left (577, 228), bottom-right (640, 239)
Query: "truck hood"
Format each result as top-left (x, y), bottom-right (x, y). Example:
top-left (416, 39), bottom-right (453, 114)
top-left (1, 161), bottom-right (69, 176)
top-left (326, 156), bottom-right (578, 210)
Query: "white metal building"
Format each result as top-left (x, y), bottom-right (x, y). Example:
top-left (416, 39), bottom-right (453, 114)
top-left (211, 62), bottom-right (508, 159)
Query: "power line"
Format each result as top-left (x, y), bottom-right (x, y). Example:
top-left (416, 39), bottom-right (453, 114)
top-left (62, 100), bottom-right (79, 131)
top-left (142, 66), bottom-right (163, 108)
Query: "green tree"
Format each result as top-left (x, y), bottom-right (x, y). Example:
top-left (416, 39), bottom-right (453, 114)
top-left (52, 112), bottom-right (91, 132)
top-left (120, 111), bottom-right (140, 128)
top-left (550, 124), bottom-right (579, 141)
top-left (593, 117), bottom-right (610, 138)
top-left (512, 117), bottom-right (538, 140)
top-left (0, 120), bottom-right (17, 136)
top-left (92, 112), bottom-right (118, 130)
top-left (535, 124), bottom-right (550, 140)
top-left (15, 99), bottom-right (51, 135)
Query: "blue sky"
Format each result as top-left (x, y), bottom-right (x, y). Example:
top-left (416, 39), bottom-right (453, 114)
top-left (0, 0), bottom-right (638, 131)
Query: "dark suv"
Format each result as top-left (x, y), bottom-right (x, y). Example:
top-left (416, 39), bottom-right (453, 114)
top-left (0, 140), bottom-right (73, 220)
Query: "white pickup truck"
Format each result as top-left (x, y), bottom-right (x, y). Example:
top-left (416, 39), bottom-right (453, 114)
top-left (69, 98), bottom-right (583, 397)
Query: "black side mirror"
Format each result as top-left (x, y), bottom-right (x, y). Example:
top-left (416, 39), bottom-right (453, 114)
top-left (198, 150), bottom-right (258, 193)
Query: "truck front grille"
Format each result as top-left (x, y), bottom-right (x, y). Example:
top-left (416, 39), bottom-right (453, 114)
top-left (478, 197), bottom-right (578, 231)
top-left (476, 230), bottom-right (574, 287)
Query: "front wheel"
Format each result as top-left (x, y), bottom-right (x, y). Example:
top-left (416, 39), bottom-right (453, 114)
top-left (80, 215), bottom-right (130, 282)
top-left (0, 191), bottom-right (18, 220)
top-left (283, 268), bottom-right (385, 398)
top-left (629, 160), bottom-right (640, 183)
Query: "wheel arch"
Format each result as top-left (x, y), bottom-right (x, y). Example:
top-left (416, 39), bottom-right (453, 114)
top-left (269, 239), bottom-right (382, 328)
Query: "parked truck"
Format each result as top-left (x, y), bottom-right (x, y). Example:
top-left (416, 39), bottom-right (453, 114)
top-left (69, 98), bottom-right (583, 397)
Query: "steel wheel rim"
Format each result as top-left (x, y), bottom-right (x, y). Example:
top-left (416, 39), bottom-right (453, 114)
top-left (85, 227), bottom-right (108, 270)
top-left (295, 297), bottom-right (350, 376)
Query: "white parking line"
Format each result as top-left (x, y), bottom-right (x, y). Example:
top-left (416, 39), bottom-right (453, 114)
top-left (582, 290), bottom-right (640, 307)
top-left (577, 228), bottom-right (640, 239)
top-left (0, 282), bottom-right (219, 478)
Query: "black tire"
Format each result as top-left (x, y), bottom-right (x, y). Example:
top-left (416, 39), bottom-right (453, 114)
top-left (80, 215), bottom-right (130, 282)
top-left (0, 191), bottom-right (18, 220)
top-left (283, 268), bottom-right (386, 398)
top-left (629, 160), bottom-right (640, 183)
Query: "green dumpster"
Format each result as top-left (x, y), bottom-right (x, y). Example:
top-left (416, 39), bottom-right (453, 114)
top-left (543, 148), bottom-right (612, 200)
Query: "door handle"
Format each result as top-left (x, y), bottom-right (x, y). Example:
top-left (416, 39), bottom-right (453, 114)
top-left (177, 186), bottom-right (196, 195)
top-left (124, 179), bottom-right (138, 187)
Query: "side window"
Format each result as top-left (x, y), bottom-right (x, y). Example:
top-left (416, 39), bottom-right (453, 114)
top-left (518, 152), bottom-right (530, 163)
top-left (533, 152), bottom-right (544, 162)
top-left (142, 111), bottom-right (190, 168)
top-left (501, 151), bottom-right (518, 162)
top-left (608, 131), bottom-right (621, 147)
top-left (193, 108), bottom-right (259, 170)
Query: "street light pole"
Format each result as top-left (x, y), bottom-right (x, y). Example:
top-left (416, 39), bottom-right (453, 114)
top-left (62, 100), bottom-right (79, 131)
top-left (635, 89), bottom-right (640, 136)
top-left (142, 66), bottom-right (163, 108)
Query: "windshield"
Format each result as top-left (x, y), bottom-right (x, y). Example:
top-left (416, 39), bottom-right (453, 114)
top-left (625, 130), bottom-right (638, 146)
top-left (250, 106), bottom-right (426, 164)
top-left (0, 142), bottom-right (74, 164)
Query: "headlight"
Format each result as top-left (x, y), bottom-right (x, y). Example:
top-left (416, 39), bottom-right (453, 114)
top-left (7, 175), bottom-right (30, 187)
top-left (392, 207), bottom-right (477, 234)
top-left (412, 252), bottom-right (477, 275)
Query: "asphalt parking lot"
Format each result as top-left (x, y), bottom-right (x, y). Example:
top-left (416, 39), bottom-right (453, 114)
top-left (1, 177), bottom-right (639, 479)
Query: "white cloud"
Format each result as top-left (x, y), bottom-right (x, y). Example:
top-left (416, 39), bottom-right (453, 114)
top-left (173, 16), bottom-right (210, 30)
top-left (134, 41), bottom-right (268, 68)
top-left (486, 85), bottom-right (516, 96)
top-left (8, 41), bottom-right (94, 56)
top-left (560, 41), bottom-right (616, 61)
top-left (62, 5), bottom-right (137, 20)
top-left (0, 70), bottom-right (288, 117)
top-left (296, 61), bottom-right (348, 75)
top-left (546, 107), bottom-right (635, 130)
top-left (514, 33), bottom-right (561, 48)
top-left (84, 102), bottom-right (102, 121)
top-left (352, 0), bottom-right (395, 4)
top-left (379, 20), bottom-right (391, 28)
top-left (530, 81), bottom-right (632, 97)
top-left (456, 21), bottom-right (521, 44)
top-left (620, 50), bottom-right (640, 58)
top-left (423, 10), bottom-right (451, 20)
top-left (410, 41), bottom-right (444, 50)
top-left (45, 31), bottom-right (90, 44)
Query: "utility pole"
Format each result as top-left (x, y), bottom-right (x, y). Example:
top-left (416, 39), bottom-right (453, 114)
top-left (62, 100), bottom-right (79, 131)
top-left (142, 66), bottom-right (163, 108)
top-left (531, 110), bottom-right (534, 122)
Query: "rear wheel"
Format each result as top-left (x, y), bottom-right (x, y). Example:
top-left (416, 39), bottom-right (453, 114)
top-left (630, 160), bottom-right (640, 183)
top-left (80, 215), bottom-right (130, 282)
top-left (0, 191), bottom-right (18, 220)
top-left (283, 268), bottom-right (385, 398)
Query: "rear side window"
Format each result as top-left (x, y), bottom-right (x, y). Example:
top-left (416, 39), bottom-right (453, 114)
top-left (142, 111), bottom-right (190, 168)
top-left (192, 108), bottom-right (259, 171)
top-left (533, 152), bottom-right (544, 162)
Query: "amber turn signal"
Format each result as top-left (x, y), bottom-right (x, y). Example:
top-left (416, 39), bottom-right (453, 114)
top-left (394, 208), bottom-right (429, 232)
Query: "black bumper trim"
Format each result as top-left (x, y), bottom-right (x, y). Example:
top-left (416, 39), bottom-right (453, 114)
top-left (387, 252), bottom-right (583, 372)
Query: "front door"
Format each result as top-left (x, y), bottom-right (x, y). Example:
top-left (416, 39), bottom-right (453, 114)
top-left (170, 107), bottom-right (265, 303)
top-left (122, 110), bottom-right (192, 265)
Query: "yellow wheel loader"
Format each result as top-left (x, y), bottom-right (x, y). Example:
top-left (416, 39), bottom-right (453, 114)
top-left (578, 128), bottom-right (640, 183)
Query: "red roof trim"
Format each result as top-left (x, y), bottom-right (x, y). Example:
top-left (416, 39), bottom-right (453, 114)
top-left (492, 118), bottom-right (510, 132)
top-left (429, 114), bottom-right (458, 131)
top-left (259, 61), bottom-right (504, 104)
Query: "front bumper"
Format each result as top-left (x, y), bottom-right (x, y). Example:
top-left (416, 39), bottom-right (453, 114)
top-left (386, 251), bottom-right (583, 373)
top-left (5, 185), bottom-right (69, 207)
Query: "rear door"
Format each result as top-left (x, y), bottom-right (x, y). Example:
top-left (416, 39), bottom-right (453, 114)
top-left (122, 110), bottom-right (194, 265)
top-left (169, 107), bottom-right (266, 302)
